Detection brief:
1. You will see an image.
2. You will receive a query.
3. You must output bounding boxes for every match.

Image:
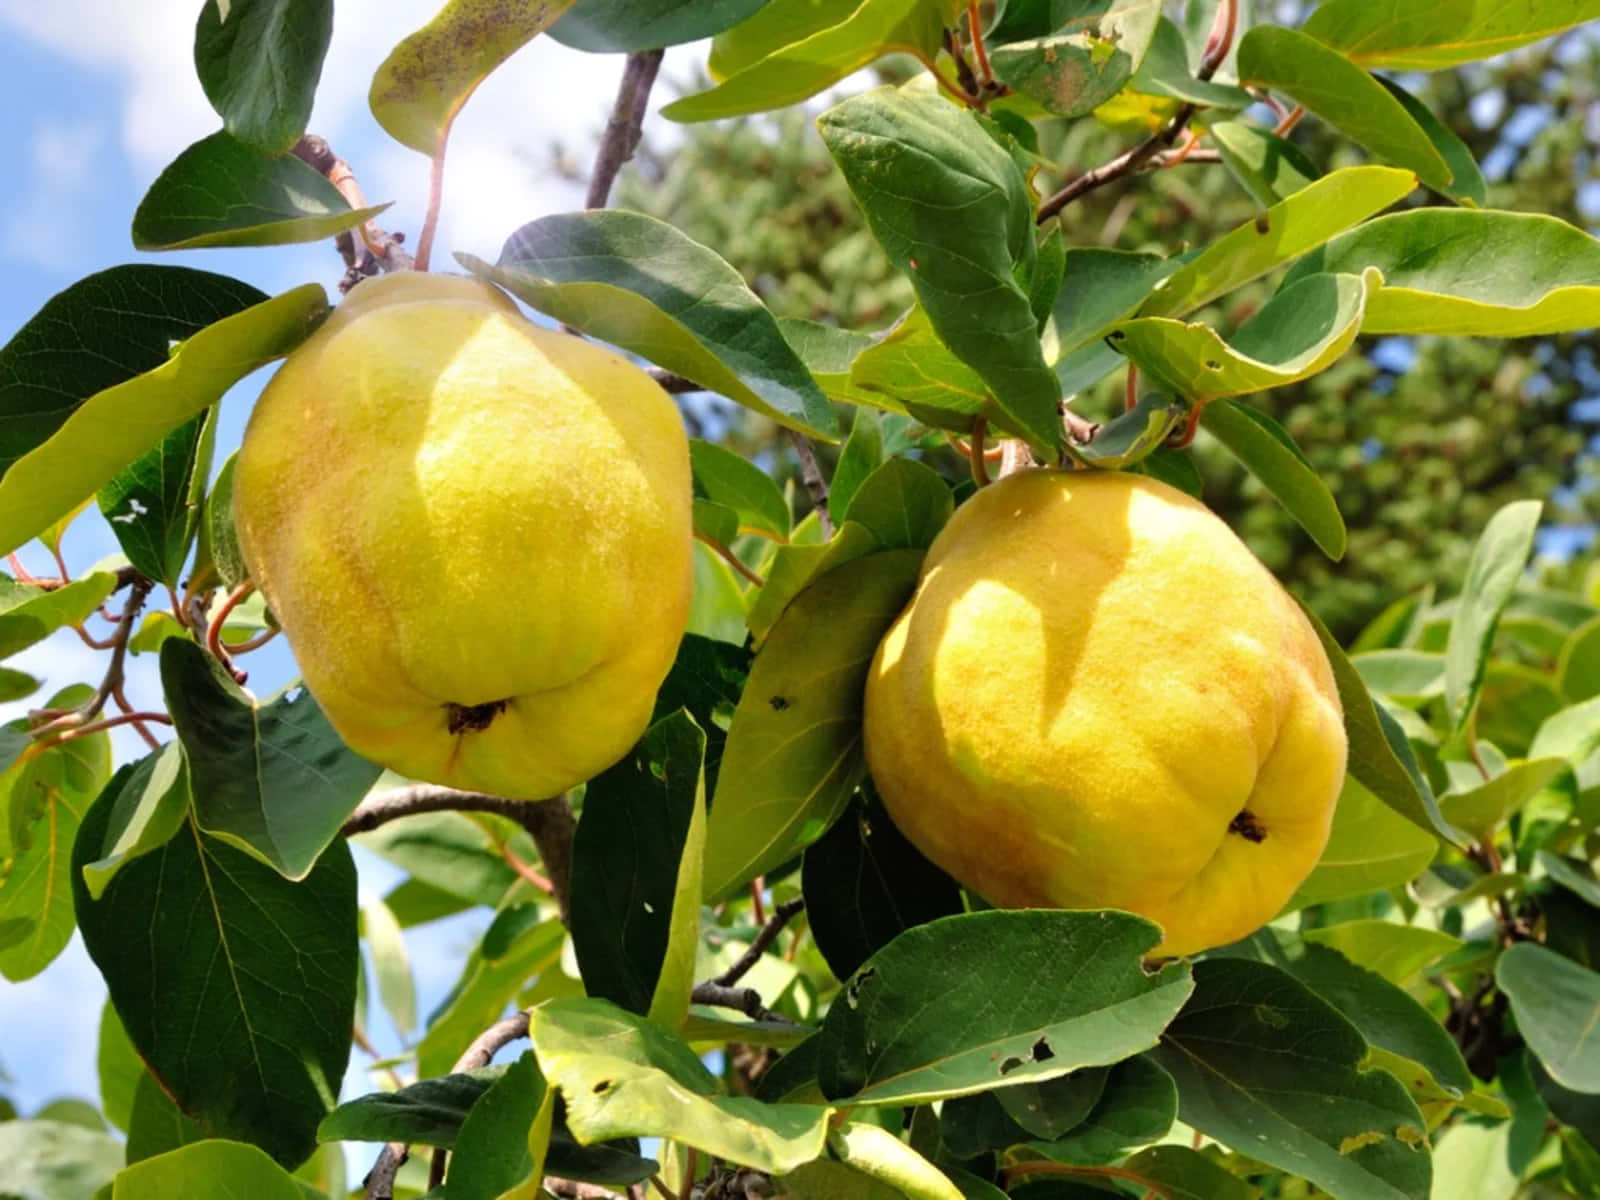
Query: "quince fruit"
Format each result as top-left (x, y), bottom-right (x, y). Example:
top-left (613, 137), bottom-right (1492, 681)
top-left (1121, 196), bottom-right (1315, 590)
top-left (233, 272), bottom-right (692, 799)
top-left (863, 468), bottom-right (1345, 957)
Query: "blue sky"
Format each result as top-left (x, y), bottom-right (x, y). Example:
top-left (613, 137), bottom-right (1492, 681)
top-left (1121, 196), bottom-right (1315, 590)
top-left (0, 0), bottom-right (657, 1130)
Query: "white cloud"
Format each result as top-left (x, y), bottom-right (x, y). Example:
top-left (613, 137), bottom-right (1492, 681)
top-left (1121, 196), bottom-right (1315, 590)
top-left (0, 0), bottom-right (638, 264)
top-left (1, 119), bottom-right (108, 270)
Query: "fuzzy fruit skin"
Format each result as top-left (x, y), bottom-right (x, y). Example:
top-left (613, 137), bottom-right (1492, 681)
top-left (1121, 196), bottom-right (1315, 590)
top-left (234, 272), bottom-right (692, 799)
top-left (863, 469), bottom-right (1345, 957)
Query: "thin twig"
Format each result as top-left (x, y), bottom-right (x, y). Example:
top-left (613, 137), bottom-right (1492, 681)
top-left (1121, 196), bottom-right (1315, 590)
top-left (457, 1010), bottom-right (532, 1072)
top-left (647, 367), bottom-right (703, 394)
top-left (695, 532), bottom-right (766, 587)
top-left (205, 581), bottom-right (253, 681)
top-left (588, 50), bottom-right (666, 209)
top-left (361, 1143), bottom-right (409, 1200)
top-left (714, 897), bottom-right (806, 988)
top-left (968, 417), bottom-right (992, 487)
top-left (784, 429), bottom-right (833, 537)
top-left (967, 0), bottom-right (994, 85)
top-left (292, 135), bottom-right (414, 291)
top-left (81, 577), bottom-right (153, 723)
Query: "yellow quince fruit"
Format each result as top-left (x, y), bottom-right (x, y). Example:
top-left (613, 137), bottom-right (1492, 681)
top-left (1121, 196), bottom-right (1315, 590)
top-left (863, 468), bottom-right (1345, 957)
top-left (233, 272), bottom-right (692, 799)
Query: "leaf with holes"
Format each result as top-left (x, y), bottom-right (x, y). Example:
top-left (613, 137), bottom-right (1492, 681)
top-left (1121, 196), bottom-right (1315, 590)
top-left (1149, 957), bottom-right (1431, 1200)
top-left (987, 0), bottom-right (1163, 118)
top-left (528, 996), bottom-right (830, 1173)
top-left (1136, 166), bottom-right (1416, 320)
top-left (98, 409), bottom-right (215, 586)
top-left (817, 910), bottom-right (1191, 1105)
top-left (705, 551), bottom-right (923, 901)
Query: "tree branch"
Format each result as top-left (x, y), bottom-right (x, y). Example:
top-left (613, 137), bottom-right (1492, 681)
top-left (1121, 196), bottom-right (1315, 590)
top-left (784, 429), bottom-right (833, 537)
top-left (715, 898), bottom-right (805, 989)
top-left (342, 785), bottom-right (577, 923)
top-left (587, 50), bottom-right (665, 210)
top-left (293, 135), bottom-right (414, 291)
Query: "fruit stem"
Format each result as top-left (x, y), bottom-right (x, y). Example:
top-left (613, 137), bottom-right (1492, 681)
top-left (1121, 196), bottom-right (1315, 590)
top-left (206, 581), bottom-right (255, 683)
top-left (969, 417), bottom-right (993, 487)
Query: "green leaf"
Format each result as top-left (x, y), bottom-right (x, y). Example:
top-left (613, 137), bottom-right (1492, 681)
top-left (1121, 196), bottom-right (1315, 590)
top-left (1122, 16), bottom-right (1253, 110)
top-left (1301, 920), bottom-right (1462, 987)
top-left (842, 458), bottom-right (953, 551)
top-left (662, 0), bottom-right (948, 122)
top-left (464, 210), bottom-right (837, 439)
top-left (110, 1139), bottom-right (305, 1199)
top-left (1440, 758), bottom-right (1568, 840)
top-left (549, 0), bottom-right (771, 51)
top-left (1116, 269), bottom-right (1376, 405)
top-left (802, 787), bottom-right (962, 981)
top-left (1288, 776), bottom-right (1439, 910)
top-left (1210, 119), bottom-right (1322, 206)
top-left (0, 275), bottom-right (326, 558)
top-left (1444, 500), bottom-right (1542, 732)
top-left (195, 452), bottom-right (248, 591)
top-left (651, 634), bottom-right (751, 798)
top-left (194, 0), bottom-right (333, 153)
top-left (98, 1003), bottom-right (144, 1135)
top-left (528, 996), bottom-right (831, 1173)
top-left (448, 1053), bottom-right (554, 1200)
top-left (125, 1073), bottom-right (209, 1164)
top-left (1302, 602), bottom-right (1464, 845)
top-left (775, 1159), bottom-right (917, 1200)
top-left (0, 666), bottom-right (40, 703)
top-left (369, 0), bottom-right (578, 155)
top-left (992, 1069), bottom-right (1110, 1142)
top-left (80, 742), bottom-right (190, 900)
top-left (570, 712), bottom-right (707, 1020)
top-left (98, 409), bottom-right (214, 586)
top-left (361, 896), bottom-right (417, 1040)
top-left (987, 0), bottom-right (1163, 118)
top-left (707, 0), bottom-right (857, 76)
top-left (828, 1119), bottom-right (962, 1200)
top-left (0, 697), bottom-right (110, 981)
top-left (818, 910), bottom-right (1192, 1106)
top-left (1541, 850), bottom-right (1600, 909)
top-left (415, 913), bottom-right (566, 1079)
top-left (1353, 650), bottom-right (1444, 700)
top-left (133, 132), bottom-right (387, 251)
top-left (1228, 933), bottom-right (1473, 1100)
top-left (849, 305), bottom-right (995, 434)
top-left (0, 1119), bottom-right (124, 1200)
top-left (776, 319), bottom-right (881, 409)
top-left (1137, 165), bottom-right (1417, 320)
top-left (1558, 616), bottom-right (1600, 701)
top-left (691, 440), bottom-right (790, 540)
top-left (704, 551), bottom-right (923, 900)
top-left (1374, 76), bottom-right (1486, 206)
top-left (818, 88), bottom-right (1063, 452)
top-left (1063, 392), bottom-right (1187, 469)
top-left (1286, 209), bottom-right (1600, 336)
top-left (1428, 1120), bottom-right (1518, 1200)
top-left (73, 792), bottom-right (357, 1169)
top-left (1302, 0), bottom-right (1600, 69)
top-left (1236, 26), bottom-right (1450, 191)
top-left (161, 638), bottom-right (382, 880)
top-left (1122, 1145), bottom-right (1261, 1200)
top-left (0, 572), bottom-right (117, 661)
top-left (320, 1069), bottom-right (500, 1147)
top-left (832, 408), bottom-right (885, 525)
top-left (1497, 943), bottom-right (1600, 1093)
top-left (1149, 958), bottom-right (1431, 1200)
top-left (1203, 395), bottom-right (1350, 557)
top-left (1022, 1055), bottom-right (1178, 1164)
top-left (355, 808), bottom-right (519, 908)
top-left (1052, 247), bottom-right (1177, 355)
